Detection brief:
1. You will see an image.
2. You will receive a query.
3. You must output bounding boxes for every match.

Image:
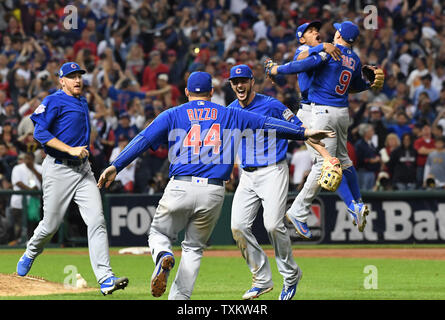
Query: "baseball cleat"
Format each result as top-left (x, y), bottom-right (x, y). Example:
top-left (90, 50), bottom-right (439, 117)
top-left (100, 276), bottom-right (129, 295)
top-left (286, 213), bottom-right (313, 239)
top-left (17, 253), bottom-right (34, 276)
top-left (151, 252), bottom-right (175, 298)
top-left (347, 201), bottom-right (360, 227)
top-left (279, 267), bottom-right (302, 300)
top-left (242, 286), bottom-right (273, 300)
top-left (357, 202), bottom-right (369, 232)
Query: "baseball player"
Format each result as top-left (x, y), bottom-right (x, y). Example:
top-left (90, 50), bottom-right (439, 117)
top-left (228, 64), bottom-right (333, 301)
top-left (267, 21), bottom-right (384, 237)
top-left (97, 71), bottom-right (334, 300)
top-left (16, 62), bottom-right (129, 296)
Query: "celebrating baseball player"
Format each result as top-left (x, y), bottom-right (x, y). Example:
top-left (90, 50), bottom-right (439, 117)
top-left (16, 62), bottom-right (129, 296)
top-left (228, 64), bottom-right (333, 300)
top-left (97, 71), bottom-right (334, 300)
top-left (266, 21), bottom-right (384, 238)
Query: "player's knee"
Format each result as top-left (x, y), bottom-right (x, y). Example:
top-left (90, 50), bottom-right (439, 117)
top-left (87, 214), bottom-right (106, 231)
top-left (231, 218), bottom-right (248, 234)
top-left (231, 227), bottom-right (249, 245)
top-left (264, 214), bottom-right (287, 234)
top-left (264, 221), bottom-right (282, 235)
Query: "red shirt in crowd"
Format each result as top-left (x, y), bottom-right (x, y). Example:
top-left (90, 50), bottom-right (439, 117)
top-left (73, 40), bottom-right (97, 57)
top-left (142, 64), bottom-right (170, 91)
top-left (414, 137), bottom-right (435, 167)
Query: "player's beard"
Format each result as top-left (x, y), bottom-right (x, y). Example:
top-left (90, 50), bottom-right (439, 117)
top-left (67, 82), bottom-right (83, 97)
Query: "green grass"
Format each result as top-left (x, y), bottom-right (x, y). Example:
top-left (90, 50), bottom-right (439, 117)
top-left (1, 246), bottom-right (445, 300)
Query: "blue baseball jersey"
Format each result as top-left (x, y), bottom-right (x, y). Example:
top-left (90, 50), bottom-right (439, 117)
top-left (227, 93), bottom-right (301, 168)
top-left (308, 44), bottom-right (369, 107)
top-left (293, 44), bottom-right (315, 105)
top-left (111, 99), bottom-right (308, 180)
top-left (31, 89), bottom-right (91, 160)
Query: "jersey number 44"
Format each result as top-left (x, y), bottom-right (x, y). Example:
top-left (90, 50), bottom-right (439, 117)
top-left (183, 124), bottom-right (222, 154)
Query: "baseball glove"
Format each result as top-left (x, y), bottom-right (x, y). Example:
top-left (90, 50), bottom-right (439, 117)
top-left (263, 57), bottom-right (277, 78)
top-left (362, 65), bottom-right (385, 90)
top-left (318, 157), bottom-right (343, 192)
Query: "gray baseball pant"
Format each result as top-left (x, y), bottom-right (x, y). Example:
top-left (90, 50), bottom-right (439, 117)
top-left (288, 104), bottom-right (352, 222)
top-left (231, 160), bottom-right (300, 288)
top-left (25, 155), bottom-right (113, 284)
top-left (148, 178), bottom-right (225, 300)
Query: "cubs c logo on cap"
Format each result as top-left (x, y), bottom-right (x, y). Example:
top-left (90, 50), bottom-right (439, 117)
top-left (236, 68), bottom-right (242, 74)
top-left (71, 63), bottom-right (77, 69)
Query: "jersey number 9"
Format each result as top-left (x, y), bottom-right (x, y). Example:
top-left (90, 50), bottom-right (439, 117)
top-left (183, 124), bottom-right (222, 154)
top-left (335, 70), bottom-right (352, 95)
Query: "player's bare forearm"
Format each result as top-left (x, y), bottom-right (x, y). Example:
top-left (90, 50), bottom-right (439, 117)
top-left (306, 138), bottom-right (331, 158)
top-left (304, 129), bottom-right (336, 140)
top-left (45, 138), bottom-right (89, 159)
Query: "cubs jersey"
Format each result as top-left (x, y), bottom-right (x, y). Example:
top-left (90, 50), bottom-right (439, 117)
top-left (111, 99), bottom-right (307, 180)
top-left (308, 44), bottom-right (369, 107)
top-left (227, 93), bottom-right (301, 168)
top-left (31, 89), bottom-right (91, 160)
top-left (293, 44), bottom-right (315, 105)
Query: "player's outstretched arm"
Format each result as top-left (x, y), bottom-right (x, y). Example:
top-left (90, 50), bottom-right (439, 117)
top-left (265, 53), bottom-right (327, 77)
top-left (262, 116), bottom-right (335, 141)
top-left (304, 128), bottom-right (336, 141)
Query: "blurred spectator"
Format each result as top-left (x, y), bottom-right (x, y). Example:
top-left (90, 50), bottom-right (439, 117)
top-left (379, 133), bottom-right (400, 172)
top-left (387, 111), bottom-right (413, 140)
top-left (0, 121), bottom-right (19, 157)
top-left (355, 123), bottom-right (381, 190)
top-left (127, 97), bottom-right (146, 130)
top-left (113, 112), bottom-right (139, 147)
top-left (407, 57), bottom-right (429, 99)
top-left (109, 136), bottom-right (136, 193)
top-left (412, 93), bottom-right (437, 125)
top-left (414, 123), bottom-right (436, 187)
top-left (9, 152), bottom-right (42, 245)
top-left (367, 104), bottom-right (389, 151)
top-left (413, 74), bottom-right (439, 106)
top-left (373, 171), bottom-right (393, 191)
top-left (211, 77), bottom-right (226, 106)
top-left (387, 133), bottom-right (418, 190)
top-left (0, 142), bottom-right (15, 182)
top-left (142, 50), bottom-right (170, 91)
top-left (290, 144), bottom-right (312, 191)
top-left (423, 136), bottom-right (445, 189)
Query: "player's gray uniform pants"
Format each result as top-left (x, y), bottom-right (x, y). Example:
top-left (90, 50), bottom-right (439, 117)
top-left (288, 104), bottom-right (352, 223)
top-left (25, 155), bottom-right (113, 284)
top-left (148, 177), bottom-right (225, 300)
top-left (231, 160), bottom-right (300, 288)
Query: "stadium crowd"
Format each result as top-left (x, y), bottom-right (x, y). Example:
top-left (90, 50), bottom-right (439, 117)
top-left (0, 0), bottom-right (445, 236)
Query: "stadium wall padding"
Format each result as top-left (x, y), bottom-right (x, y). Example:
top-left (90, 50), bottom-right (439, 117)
top-left (103, 191), bottom-right (445, 246)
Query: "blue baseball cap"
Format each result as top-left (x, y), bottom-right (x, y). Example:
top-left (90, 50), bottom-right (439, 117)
top-left (59, 62), bottom-right (86, 78)
top-left (187, 71), bottom-right (213, 93)
top-left (228, 64), bottom-right (253, 80)
top-left (296, 21), bottom-right (321, 42)
top-left (333, 21), bottom-right (360, 43)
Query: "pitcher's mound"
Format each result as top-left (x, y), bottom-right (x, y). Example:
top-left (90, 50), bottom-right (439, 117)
top-left (0, 273), bottom-right (95, 297)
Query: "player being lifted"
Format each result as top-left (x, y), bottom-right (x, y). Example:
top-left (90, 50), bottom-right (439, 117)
top-left (97, 71), bottom-right (334, 300)
top-left (265, 21), bottom-right (384, 238)
top-left (228, 64), bottom-right (336, 300)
